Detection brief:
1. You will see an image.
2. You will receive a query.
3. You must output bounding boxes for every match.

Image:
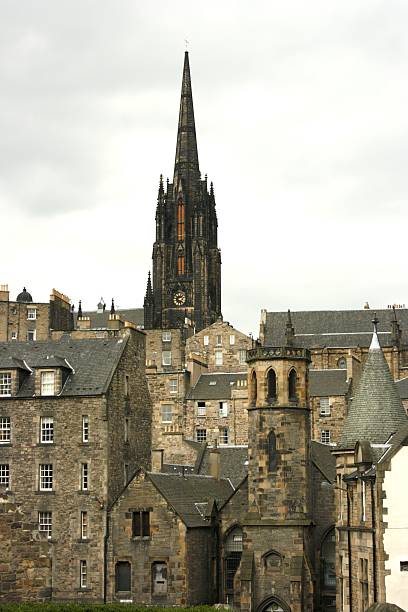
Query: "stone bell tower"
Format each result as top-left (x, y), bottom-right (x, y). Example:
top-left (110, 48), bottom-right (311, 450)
top-left (242, 314), bottom-right (314, 612)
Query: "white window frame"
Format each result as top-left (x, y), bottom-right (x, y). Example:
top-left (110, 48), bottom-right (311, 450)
top-left (41, 371), bottom-right (55, 396)
top-left (0, 464), bottom-right (10, 489)
top-left (219, 427), bottom-right (229, 445)
top-left (0, 417), bottom-right (11, 444)
top-left (320, 430), bottom-right (331, 445)
top-left (27, 329), bottom-right (36, 341)
top-left (81, 511), bottom-right (88, 540)
top-left (219, 401), bottom-right (228, 418)
top-left (169, 379), bottom-right (178, 394)
top-left (196, 428), bottom-right (207, 443)
top-left (40, 416), bottom-right (54, 444)
top-left (38, 511), bottom-right (52, 539)
top-left (82, 415), bottom-right (89, 443)
top-left (215, 350), bottom-right (223, 366)
top-left (0, 372), bottom-right (12, 397)
top-left (203, 335), bottom-right (209, 346)
top-left (161, 404), bottom-right (173, 423)
top-left (239, 349), bottom-right (247, 364)
top-left (81, 463), bottom-right (89, 491)
top-left (229, 334), bottom-right (235, 345)
top-left (319, 397), bottom-right (331, 416)
top-left (11, 331), bottom-right (17, 340)
top-left (80, 560), bottom-right (87, 589)
top-left (27, 307), bottom-right (37, 320)
top-left (162, 351), bottom-right (172, 366)
top-left (162, 331), bottom-right (172, 342)
top-left (39, 464), bottom-right (53, 491)
top-left (197, 401), bottom-right (206, 417)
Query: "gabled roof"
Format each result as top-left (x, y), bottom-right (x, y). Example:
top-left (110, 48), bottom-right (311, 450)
top-left (187, 372), bottom-right (247, 400)
top-left (310, 441), bottom-right (336, 482)
top-left (76, 308), bottom-right (144, 329)
top-left (309, 369), bottom-right (348, 397)
top-left (196, 446), bottom-right (248, 487)
top-left (0, 356), bottom-right (31, 371)
top-left (148, 472), bottom-right (233, 528)
top-left (395, 376), bottom-right (408, 400)
top-left (263, 309), bottom-right (408, 348)
top-left (0, 336), bottom-right (127, 397)
top-left (338, 330), bottom-right (408, 450)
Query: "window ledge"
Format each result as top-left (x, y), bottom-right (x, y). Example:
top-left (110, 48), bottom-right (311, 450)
top-left (0, 443), bottom-right (12, 446)
top-left (132, 536), bottom-right (151, 541)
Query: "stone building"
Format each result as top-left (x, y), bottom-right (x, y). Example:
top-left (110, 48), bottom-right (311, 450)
top-left (309, 369), bottom-right (350, 446)
top-left (332, 321), bottom-right (408, 612)
top-left (0, 285), bottom-right (73, 342)
top-left (0, 326), bottom-right (151, 601)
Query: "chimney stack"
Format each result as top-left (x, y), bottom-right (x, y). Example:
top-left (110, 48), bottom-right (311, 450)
top-left (151, 449), bottom-right (164, 473)
top-left (209, 441), bottom-right (220, 480)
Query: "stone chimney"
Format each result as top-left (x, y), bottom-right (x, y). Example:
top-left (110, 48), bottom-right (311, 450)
top-left (108, 314), bottom-right (124, 331)
top-left (151, 449), bottom-right (164, 473)
top-left (0, 284), bottom-right (9, 302)
top-left (209, 441), bottom-right (220, 480)
top-left (77, 316), bottom-right (91, 330)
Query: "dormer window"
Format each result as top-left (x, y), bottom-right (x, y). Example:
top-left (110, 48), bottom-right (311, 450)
top-left (27, 308), bottom-right (37, 320)
top-left (41, 371), bottom-right (55, 396)
top-left (0, 373), bottom-right (12, 397)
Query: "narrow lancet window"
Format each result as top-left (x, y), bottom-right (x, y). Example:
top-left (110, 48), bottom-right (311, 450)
top-left (288, 369), bottom-right (297, 401)
top-left (267, 369), bottom-right (277, 400)
top-left (177, 199), bottom-right (185, 241)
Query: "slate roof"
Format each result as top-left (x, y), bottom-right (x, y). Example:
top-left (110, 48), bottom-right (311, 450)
top-left (148, 472), bottom-right (234, 527)
top-left (395, 376), bottom-right (408, 400)
top-left (310, 441), bottom-right (336, 482)
top-left (338, 332), bottom-right (408, 450)
top-left (76, 308), bottom-right (144, 329)
top-left (187, 372), bottom-right (247, 400)
top-left (196, 446), bottom-right (248, 487)
top-left (162, 463), bottom-right (195, 475)
top-left (309, 369), bottom-right (348, 397)
top-left (0, 337), bottom-right (127, 397)
top-left (263, 309), bottom-right (408, 348)
top-left (365, 603), bottom-right (405, 612)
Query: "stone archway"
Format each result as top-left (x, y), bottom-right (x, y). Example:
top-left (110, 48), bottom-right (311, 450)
top-left (257, 595), bottom-right (291, 612)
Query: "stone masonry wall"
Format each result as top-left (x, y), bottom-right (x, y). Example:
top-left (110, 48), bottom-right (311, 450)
top-left (310, 394), bottom-right (347, 445)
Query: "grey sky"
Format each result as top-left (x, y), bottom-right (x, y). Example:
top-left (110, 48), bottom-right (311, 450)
top-left (1, 0), bottom-right (407, 335)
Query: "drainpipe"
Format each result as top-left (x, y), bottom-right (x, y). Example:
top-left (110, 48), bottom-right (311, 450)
top-left (347, 484), bottom-right (353, 612)
top-left (104, 509), bottom-right (109, 603)
top-left (370, 478), bottom-right (377, 602)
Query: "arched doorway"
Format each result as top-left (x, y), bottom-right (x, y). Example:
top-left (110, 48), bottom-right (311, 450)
top-left (257, 595), bottom-right (290, 612)
top-left (320, 527), bottom-right (336, 611)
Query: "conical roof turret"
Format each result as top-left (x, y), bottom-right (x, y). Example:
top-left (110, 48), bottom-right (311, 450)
top-left (338, 316), bottom-right (407, 450)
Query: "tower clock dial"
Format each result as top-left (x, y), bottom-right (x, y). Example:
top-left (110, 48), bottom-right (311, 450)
top-left (173, 290), bottom-right (186, 306)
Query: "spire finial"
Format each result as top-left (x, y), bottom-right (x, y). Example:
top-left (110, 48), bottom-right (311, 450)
top-left (285, 308), bottom-right (295, 347)
top-left (369, 313), bottom-right (380, 351)
top-left (78, 300), bottom-right (83, 318)
top-left (210, 181), bottom-right (214, 196)
top-left (110, 298), bottom-right (115, 315)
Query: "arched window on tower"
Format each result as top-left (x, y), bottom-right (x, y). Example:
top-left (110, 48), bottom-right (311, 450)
top-left (288, 369), bottom-right (297, 401)
top-left (268, 430), bottom-right (277, 472)
top-left (177, 199), bottom-right (185, 241)
top-left (250, 370), bottom-right (257, 406)
top-left (177, 254), bottom-right (185, 275)
top-left (267, 369), bottom-right (277, 401)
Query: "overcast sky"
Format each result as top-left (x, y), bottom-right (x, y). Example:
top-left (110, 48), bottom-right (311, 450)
top-left (1, 1), bottom-right (407, 336)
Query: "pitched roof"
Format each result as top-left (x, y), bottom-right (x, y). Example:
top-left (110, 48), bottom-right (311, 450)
top-left (187, 372), bottom-right (247, 400)
top-left (395, 376), bottom-right (408, 400)
top-left (148, 472), bottom-right (233, 527)
top-left (263, 309), bottom-right (408, 348)
top-left (310, 441), bottom-right (336, 482)
top-left (309, 369), bottom-right (348, 397)
top-left (197, 446), bottom-right (248, 487)
top-left (76, 308), bottom-right (144, 329)
top-left (338, 331), bottom-right (408, 450)
top-left (0, 336), bottom-right (127, 397)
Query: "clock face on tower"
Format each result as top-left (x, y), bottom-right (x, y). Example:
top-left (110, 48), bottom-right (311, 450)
top-left (173, 290), bottom-right (186, 306)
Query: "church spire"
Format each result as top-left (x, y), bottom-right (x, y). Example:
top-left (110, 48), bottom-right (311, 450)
top-left (174, 52), bottom-right (200, 187)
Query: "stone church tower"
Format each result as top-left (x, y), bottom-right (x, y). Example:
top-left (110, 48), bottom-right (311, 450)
top-left (144, 52), bottom-right (222, 331)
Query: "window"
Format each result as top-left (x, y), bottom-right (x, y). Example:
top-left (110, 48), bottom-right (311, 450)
top-left (124, 375), bottom-right (129, 397)
top-left (219, 427), bottom-right (229, 445)
top-left (169, 379), bottom-right (178, 394)
top-left (203, 335), bottom-right (209, 346)
top-left (177, 199), bottom-right (185, 241)
top-left (152, 561), bottom-right (168, 595)
top-left (162, 351), bottom-right (172, 366)
top-left (197, 401), bottom-right (206, 417)
top-left (116, 561), bottom-right (131, 592)
top-left (196, 428), bottom-right (207, 443)
top-left (38, 511), bottom-right (52, 539)
top-left (161, 405), bottom-right (172, 423)
top-left (40, 417), bottom-right (54, 443)
top-left (132, 510), bottom-right (150, 537)
top-left (81, 511), bottom-right (88, 539)
top-left (267, 369), bottom-right (277, 400)
top-left (162, 331), bottom-right (172, 342)
top-left (80, 560), bottom-right (87, 589)
top-left (268, 430), bottom-right (277, 472)
top-left (41, 371), bottom-right (55, 396)
top-left (11, 331), bottom-right (17, 340)
top-left (0, 417), bottom-right (11, 443)
top-left (360, 558), bottom-right (369, 611)
top-left (400, 561), bottom-right (408, 571)
top-left (27, 308), bottom-right (37, 320)
top-left (321, 430), bottom-right (331, 445)
top-left (27, 330), bottom-right (36, 341)
top-left (81, 463), bottom-right (89, 491)
top-left (215, 350), bottom-right (223, 366)
top-left (361, 479), bottom-right (366, 522)
top-left (338, 357), bottom-right (347, 369)
top-left (229, 334), bottom-right (235, 345)
top-left (0, 464), bottom-right (10, 489)
top-left (82, 416), bottom-right (89, 442)
top-left (124, 418), bottom-right (129, 442)
top-left (216, 334), bottom-right (222, 346)
top-left (0, 373), bottom-right (12, 396)
top-left (319, 397), bottom-right (331, 416)
top-left (177, 255), bottom-right (185, 275)
top-left (219, 401), bottom-right (228, 417)
top-left (239, 349), bottom-right (246, 364)
top-left (224, 527), bottom-right (243, 599)
top-left (288, 369), bottom-right (297, 401)
top-left (39, 464), bottom-right (53, 490)
top-left (250, 370), bottom-right (257, 406)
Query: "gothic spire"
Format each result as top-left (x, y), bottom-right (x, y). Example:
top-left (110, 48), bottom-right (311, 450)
top-left (285, 309), bottom-right (295, 347)
top-left (145, 271), bottom-right (153, 299)
top-left (174, 52), bottom-right (200, 187)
